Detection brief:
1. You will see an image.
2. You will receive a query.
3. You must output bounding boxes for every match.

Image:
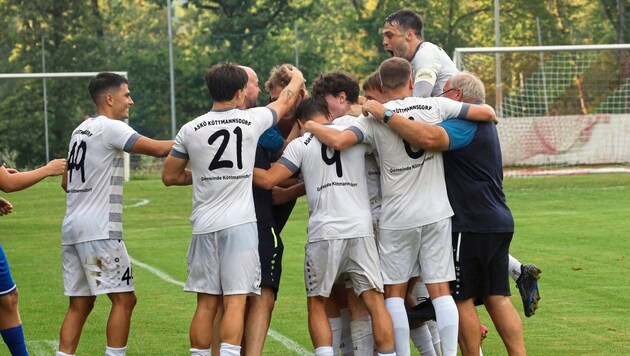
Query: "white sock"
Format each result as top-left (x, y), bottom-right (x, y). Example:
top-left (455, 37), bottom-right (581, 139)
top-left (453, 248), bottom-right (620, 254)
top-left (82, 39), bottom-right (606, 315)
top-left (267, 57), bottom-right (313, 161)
top-left (480, 346), bottom-right (484, 356)
top-left (105, 346), bottom-right (126, 356)
top-left (339, 308), bottom-right (353, 355)
top-left (385, 297), bottom-right (410, 356)
top-left (432, 296), bottom-right (459, 356)
top-left (190, 348), bottom-right (211, 356)
top-left (410, 324), bottom-right (436, 356)
top-left (350, 315), bottom-right (374, 355)
top-left (427, 320), bottom-right (442, 356)
top-left (411, 280), bottom-right (430, 302)
top-left (314, 346), bottom-right (334, 356)
top-left (219, 342), bottom-right (240, 356)
top-left (56, 352), bottom-right (74, 356)
top-left (508, 254), bottom-right (522, 281)
top-left (329, 316), bottom-right (343, 354)
top-left (377, 352), bottom-right (397, 356)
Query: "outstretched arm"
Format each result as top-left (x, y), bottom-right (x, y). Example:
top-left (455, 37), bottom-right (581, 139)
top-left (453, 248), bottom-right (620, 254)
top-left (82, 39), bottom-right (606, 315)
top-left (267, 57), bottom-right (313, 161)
top-left (253, 163), bottom-right (295, 191)
top-left (302, 121), bottom-right (360, 150)
top-left (131, 137), bottom-right (174, 157)
top-left (272, 183), bottom-right (306, 206)
top-left (162, 155), bottom-right (192, 186)
top-left (462, 103), bottom-right (497, 123)
top-left (0, 159), bottom-right (66, 193)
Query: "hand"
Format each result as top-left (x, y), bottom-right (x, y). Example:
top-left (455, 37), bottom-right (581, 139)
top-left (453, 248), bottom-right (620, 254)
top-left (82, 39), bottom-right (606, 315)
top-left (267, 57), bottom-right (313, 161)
top-left (1, 163), bottom-right (18, 174)
top-left (281, 64), bottom-right (304, 83)
top-left (46, 158), bottom-right (67, 176)
top-left (362, 100), bottom-right (386, 121)
top-left (0, 197), bottom-right (13, 216)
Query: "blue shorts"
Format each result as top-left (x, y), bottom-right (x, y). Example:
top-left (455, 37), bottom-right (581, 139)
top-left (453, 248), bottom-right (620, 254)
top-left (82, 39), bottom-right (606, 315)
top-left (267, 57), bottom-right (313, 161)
top-left (0, 244), bottom-right (17, 296)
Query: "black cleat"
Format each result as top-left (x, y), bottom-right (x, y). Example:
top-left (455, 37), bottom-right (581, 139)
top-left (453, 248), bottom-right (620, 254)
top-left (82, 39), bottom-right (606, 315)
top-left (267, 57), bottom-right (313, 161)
top-left (516, 263), bottom-right (542, 317)
top-left (407, 298), bottom-right (436, 323)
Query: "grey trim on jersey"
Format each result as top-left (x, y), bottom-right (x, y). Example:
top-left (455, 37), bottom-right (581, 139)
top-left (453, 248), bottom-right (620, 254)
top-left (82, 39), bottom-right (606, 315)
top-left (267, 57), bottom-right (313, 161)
top-left (268, 108), bottom-right (278, 126)
top-left (110, 195), bottom-right (123, 204)
top-left (109, 231), bottom-right (123, 239)
top-left (111, 176), bottom-right (123, 186)
top-left (277, 157), bottom-right (299, 174)
top-left (123, 133), bottom-right (141, 153)
top-left (346, 126), bottom-right (365, 143)
top-left (458, 104), bottom-right (470, 119)
top-left (407, 42), bottom-right (423, 63)
top-left (113, 158), bottom-right (124, 168)
top-left (109, 212), bottom-right (122, 222)
top-left (170, 149), bottom-right (189, 159)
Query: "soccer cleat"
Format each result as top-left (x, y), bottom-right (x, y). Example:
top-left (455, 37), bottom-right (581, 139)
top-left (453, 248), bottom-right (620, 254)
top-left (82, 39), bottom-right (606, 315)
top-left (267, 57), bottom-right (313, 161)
top-left (516, 263), bottom-right (542, 317)
top-left (407, 298), bottom-right (436, 323)
top-left (480, 323), bottom-right (488, 342)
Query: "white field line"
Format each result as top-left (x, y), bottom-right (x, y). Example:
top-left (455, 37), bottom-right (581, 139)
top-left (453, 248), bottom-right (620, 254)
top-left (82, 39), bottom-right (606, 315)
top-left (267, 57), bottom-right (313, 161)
top-left (26, 339), bottom-right (58, 355)
top-left (129, 256), bottom-right (314, 356)
top-left (124, 198), bottom-right (150, 208)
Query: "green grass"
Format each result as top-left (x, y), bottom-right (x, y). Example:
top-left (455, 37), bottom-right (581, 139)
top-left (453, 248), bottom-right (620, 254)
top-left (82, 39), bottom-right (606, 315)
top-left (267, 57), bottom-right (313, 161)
top-left (1, 173), bottom-right (628, 355)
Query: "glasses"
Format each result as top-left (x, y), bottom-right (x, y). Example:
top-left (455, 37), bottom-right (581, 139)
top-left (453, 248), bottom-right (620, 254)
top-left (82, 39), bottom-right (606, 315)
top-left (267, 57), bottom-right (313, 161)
top-left (438, 87), bottom-right (458, 97)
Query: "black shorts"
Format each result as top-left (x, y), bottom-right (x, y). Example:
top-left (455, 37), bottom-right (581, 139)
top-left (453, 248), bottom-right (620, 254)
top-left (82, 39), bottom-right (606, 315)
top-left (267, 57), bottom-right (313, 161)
top-left (258, 227), bottom-right (284, 299)
top-left (450, 232), bottom-right (512, 301)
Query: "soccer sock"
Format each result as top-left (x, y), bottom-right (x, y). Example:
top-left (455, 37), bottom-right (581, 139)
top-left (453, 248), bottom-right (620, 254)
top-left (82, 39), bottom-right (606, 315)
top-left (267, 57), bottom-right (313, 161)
top-left (427, 320), bottom-right (443, 356)
top-left (480, 346), bottom-right (484, 356)
top-left (350, 315), bottom-right (373, 355)
top-left (1, 325), bottom-right (28, 356)
top-left (410, 324), bottom-right (437, 356)
top-left (189, 348), bottom-right (210, 356)
top-left (432, 296), bottom-right (459, 356)
top-left (328, 316), bottom-right (343, 354)
top-left (314, 346), bottom-right (334, 356)
top-left (384, 297), bottom-right (410, 356)
top-left (377, 351), bottom-right (396, 356)
top-left (56, 352), bottom-right (74, 356)
top-left (339, 308), bottom-right (353, 355)
top-left (105, 345), bottom-right (127, 356)
top-left (219, 342), bottom-right (240, 356)
top-left (508, 254), bottom-right (522, 281)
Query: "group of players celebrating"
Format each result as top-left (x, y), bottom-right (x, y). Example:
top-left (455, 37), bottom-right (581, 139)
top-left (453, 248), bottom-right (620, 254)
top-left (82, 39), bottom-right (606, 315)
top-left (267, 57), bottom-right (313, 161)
top-left (0, 8), bottom-right (542, 356)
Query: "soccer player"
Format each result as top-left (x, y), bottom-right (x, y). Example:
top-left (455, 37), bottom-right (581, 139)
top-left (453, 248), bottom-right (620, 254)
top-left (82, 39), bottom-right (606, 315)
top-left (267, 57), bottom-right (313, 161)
top-left (58, 72), bottom-right (173, 356)
top-left (1, 159), bottom-right (66, 356)
top-left (362, 71), bottom-right (527, 356)
top-left (161, 63), bottom-right (305, 356)
top-left (253, 97), bottom-right (395, 356)
top-left (304, 58), bottom-right (496, 356)
top-left (382, 9), bottom-right (458, 97)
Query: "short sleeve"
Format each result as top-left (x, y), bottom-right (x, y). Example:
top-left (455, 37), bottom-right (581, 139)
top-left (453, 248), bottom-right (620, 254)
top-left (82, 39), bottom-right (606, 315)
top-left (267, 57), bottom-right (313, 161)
top-left (258, 127), bottom-right (284, 153)
top-left (102, 119), bottom-right (139, 151)
top-left (438, 119), bottom-right (477, 151)
top-left (171, 125), bottom-right (189, 159)
top-left (277, 137), bottom-right (303, 174)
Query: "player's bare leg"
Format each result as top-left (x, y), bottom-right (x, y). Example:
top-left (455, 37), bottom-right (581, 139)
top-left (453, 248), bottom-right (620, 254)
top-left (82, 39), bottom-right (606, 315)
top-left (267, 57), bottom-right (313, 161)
top-left (59, 296), bottom-right (96, 354)
top-left (106, 291), bottom-right (137, 348)
top-left (220, 294), bottom-right (248, 346)
top-left (360, 289), bottom-right (395, 353)
top-left (190, 293), bottom-right (219, 350)
top-left (455, 299), bottom-right (481, 356)
top-left (0, 289), bottom-right (21, 329)
top-left (211, 299), bottom-right (222, 356)
top-left (483, 295), bottom-right (525, 356)
top-left (308, 296), bottom-right (333, 349)
top-left (244, 287), bottom-right (276, 356)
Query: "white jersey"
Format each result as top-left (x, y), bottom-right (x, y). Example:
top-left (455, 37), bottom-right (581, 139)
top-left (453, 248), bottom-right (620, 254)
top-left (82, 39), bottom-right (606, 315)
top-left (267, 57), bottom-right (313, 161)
top-left (410, 41), bottom-right (459, 97)
top-left (352, 97), bottom-right (466, 230)
top-left (333, 115), bottom-right (382, 221)
top-left (62, 115), bottom-right (140, 245)
top-left (278, 123), bottom-right (373, 242)
top-left (171, 107), bottom-right (276, 234)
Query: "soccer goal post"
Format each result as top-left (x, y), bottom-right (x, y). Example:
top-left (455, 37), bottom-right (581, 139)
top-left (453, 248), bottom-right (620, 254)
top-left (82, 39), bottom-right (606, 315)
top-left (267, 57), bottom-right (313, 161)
top-left (0, 71), bottom-right (132, 181)
top-left (453, 44), bottom-right (630, 173)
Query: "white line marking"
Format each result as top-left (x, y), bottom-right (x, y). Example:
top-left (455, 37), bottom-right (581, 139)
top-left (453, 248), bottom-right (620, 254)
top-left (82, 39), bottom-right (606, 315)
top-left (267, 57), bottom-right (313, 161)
top-left (27, 339), bottom-right (58, 355)
top-left (130, 256), bottom-right (313, 356)
top-left (124, 198), bottom-right (150, 208)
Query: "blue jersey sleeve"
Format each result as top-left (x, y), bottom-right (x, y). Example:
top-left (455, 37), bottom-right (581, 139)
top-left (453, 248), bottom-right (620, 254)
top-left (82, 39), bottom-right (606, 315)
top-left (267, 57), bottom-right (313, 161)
top-left (258, 127), bottom-right (284, 153)
top-left (438, 119), bottom-right (477, 151)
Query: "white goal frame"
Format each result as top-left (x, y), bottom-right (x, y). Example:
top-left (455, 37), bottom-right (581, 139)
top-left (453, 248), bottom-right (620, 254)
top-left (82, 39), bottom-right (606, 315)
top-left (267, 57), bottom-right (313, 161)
top-left (0, 71), bottom-right (131, 181)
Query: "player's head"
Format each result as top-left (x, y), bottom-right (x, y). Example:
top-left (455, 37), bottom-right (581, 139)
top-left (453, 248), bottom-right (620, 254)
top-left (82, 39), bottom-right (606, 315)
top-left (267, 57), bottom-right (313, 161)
top-left (311, 72), bottom-right (359, 119)
top-left (205, 63), bottom-right (248, 103)
top-left (362, 71), bottom-right (388, 104)
top-left (265, 64), bottom-right (307, 122)
top-left (378, 57), bottom-right (413, 92)
top-left (239, 65), bottom-right (261, 109)
top-left (382, 9), bottom-right (423, 59)
top-left (88, 72), bottom-right (133, 119)
top-left (294, 97), bottom-right (331, 125)
top-left (442, 71), bottom-right (486, 104)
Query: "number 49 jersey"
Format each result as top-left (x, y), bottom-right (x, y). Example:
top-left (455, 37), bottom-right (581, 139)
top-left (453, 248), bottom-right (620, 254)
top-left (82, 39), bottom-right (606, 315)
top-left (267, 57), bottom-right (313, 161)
top-left (171, 107), bottom-right (276, 234)
top-left (62, 116), bottom-right (140, 245)
top-left (278, 124), bottom-right (373, 242)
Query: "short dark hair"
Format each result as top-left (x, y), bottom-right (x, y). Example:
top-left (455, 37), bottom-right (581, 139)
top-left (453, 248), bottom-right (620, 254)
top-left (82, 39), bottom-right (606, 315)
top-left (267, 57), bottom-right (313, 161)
top-left (384, 9), bottom-right (423, 39)
top-left (205, 63), bottom-right (248, 102)
top-left (295, 97), bottom-right (330, 122)
top-left (379, 57), bottom-right (412, 90)
top-left (311, 72), bottom-right (360, 104)
top-left (88, 72), bottom-right (128, 104)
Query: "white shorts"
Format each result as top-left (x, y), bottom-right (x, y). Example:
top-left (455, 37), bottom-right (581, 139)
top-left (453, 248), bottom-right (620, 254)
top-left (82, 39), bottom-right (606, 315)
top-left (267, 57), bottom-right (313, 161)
top-left (185, 222), bottom-right (261, 296)
top-left (378, 218), bottom-right (455, 285)
top-left (62, 239), bottom-right (134, 296)
top-left (305, 237), bottom-right (383, 298)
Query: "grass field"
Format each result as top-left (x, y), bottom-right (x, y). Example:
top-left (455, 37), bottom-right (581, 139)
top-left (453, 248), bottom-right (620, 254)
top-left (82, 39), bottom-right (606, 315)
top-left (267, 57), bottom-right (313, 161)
top-left (1, 173), bottom-right (629, 355)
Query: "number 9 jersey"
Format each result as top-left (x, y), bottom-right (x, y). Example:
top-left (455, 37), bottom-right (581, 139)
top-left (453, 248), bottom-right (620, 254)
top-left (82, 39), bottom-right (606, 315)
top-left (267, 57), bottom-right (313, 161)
top-left (62, 116), bottom-right (141, 245)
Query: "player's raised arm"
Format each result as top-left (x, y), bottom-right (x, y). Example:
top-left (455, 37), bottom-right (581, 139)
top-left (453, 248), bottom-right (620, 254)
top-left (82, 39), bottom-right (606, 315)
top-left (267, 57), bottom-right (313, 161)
top-left (252, 163), bottom-right (294, 190)
top-left (131, 136), bottom-right (174, 157)
top-left (266, 65), bottom-right (305, 120)
top-left (458, 102), bottom-right (496, 123)
top-left (302, 120), bottom-right (360, 150)
top-left (0, 159), bottom-right (66, 193)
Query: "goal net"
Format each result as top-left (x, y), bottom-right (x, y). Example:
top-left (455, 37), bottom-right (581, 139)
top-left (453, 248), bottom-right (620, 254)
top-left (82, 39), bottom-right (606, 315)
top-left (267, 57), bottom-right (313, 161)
top-left (453, 44), bottom-right (630, 175)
